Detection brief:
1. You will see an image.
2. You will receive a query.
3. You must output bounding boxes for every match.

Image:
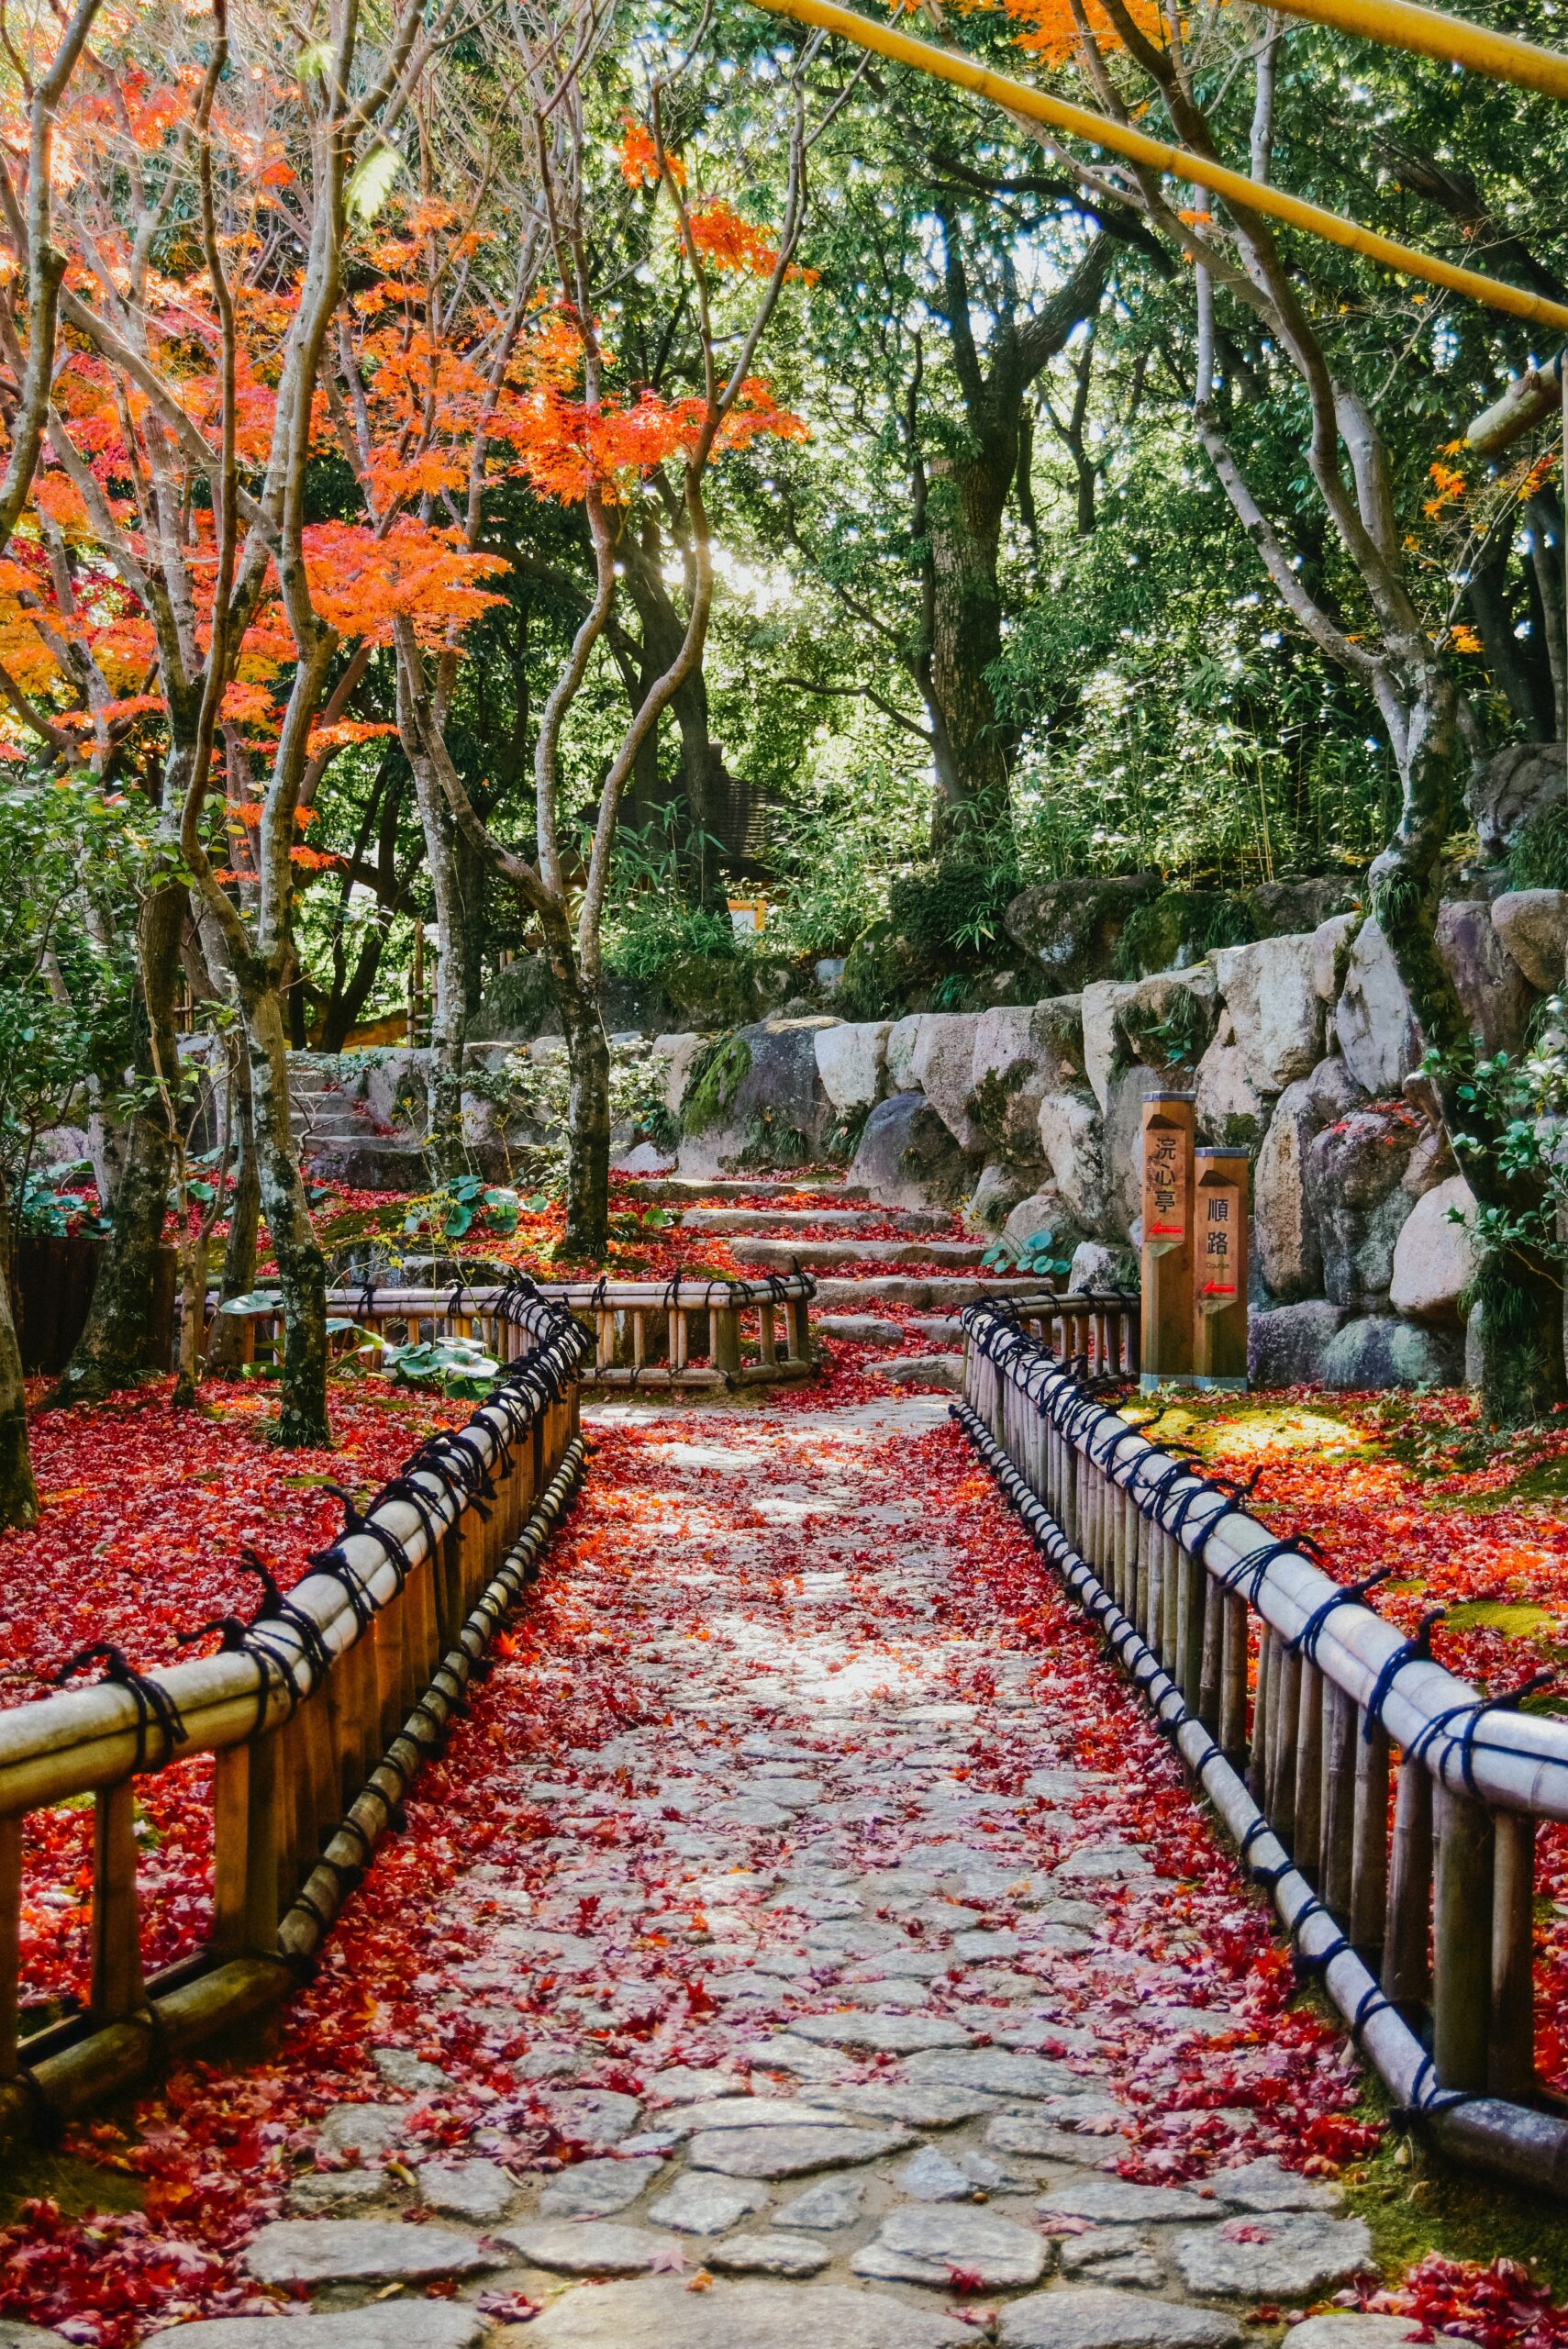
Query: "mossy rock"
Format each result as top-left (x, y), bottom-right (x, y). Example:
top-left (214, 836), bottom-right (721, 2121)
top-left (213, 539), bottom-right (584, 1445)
top-left (681, 1031), bottom-right (753, 1137)
top-left (1114, 889), bottom-right (1258, 979)
top-left (1117, 968), bottom-right (1219, 1073)
top-left (1508, 796), bottom-right (1568, 892)
top-left (839, 920), bottom-right (930, 1022)
top-left (662, 951), bottom-right (762, 1029)
top-left (888, 852), bottom-right (1019, 963)
top-left (477, 953), bottom-right (559, 1041)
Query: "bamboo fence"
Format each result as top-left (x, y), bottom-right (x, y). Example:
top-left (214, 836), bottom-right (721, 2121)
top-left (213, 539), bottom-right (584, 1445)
top-left (218, 1269), bottom-right (818, 1391)
top-left (959, 1300), bottom-right (1568, 2196)
top-left (0, 1286), bottom-right (591, 2149)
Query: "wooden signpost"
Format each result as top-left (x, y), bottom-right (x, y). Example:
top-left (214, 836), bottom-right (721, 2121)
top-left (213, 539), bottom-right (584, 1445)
top-left (1194, 1144), bottom-right (1250, 1389)
top-left (1140, 1091), bottom-right (1195, 1388)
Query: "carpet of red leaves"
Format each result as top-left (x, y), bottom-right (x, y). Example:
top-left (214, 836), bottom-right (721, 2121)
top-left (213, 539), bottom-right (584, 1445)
top-left (5, 1379), bottom-right (462, 2015)
top-left (1169, 1387), bottom-right (1568, 2091)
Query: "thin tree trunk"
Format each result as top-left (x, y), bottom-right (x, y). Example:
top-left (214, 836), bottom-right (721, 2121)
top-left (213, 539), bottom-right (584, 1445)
top-left (206, 1052), bottom-right (259, 1373)
top-left (0, 1174), bottom-right (38, 1530)
top-left (539, 896), bottom-right (610, 1260)
top-left (55, 875), bottom-right (183, 1401)
top-left (237, 983), bottom-right (329, 1447)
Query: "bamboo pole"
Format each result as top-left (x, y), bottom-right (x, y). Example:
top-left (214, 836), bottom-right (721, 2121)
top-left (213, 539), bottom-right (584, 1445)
top-left (746, 0), bottom-right (1568, 333)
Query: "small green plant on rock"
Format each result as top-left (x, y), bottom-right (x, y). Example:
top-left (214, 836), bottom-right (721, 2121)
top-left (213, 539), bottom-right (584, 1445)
top-left (981, 1226), bottom-right (1075, 1281)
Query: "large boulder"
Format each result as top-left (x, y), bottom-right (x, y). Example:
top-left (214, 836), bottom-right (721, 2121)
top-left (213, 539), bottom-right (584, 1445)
top-left (1080, 979), bottom-right (1135, 1112)
top-left (909, 1013), bottom-right (984, 1149)
top-left (1118, 964), bottom-right (1221, 1079)
top-left (1252, 1056), bottom-right (1362, 1301)
top-left (1036, 1089), bottom-right (1110, 1231)
top-left (999, 1186), bottom-right (1078, 1254)
top-left (968, 1003), bottom-right (1080, 1168)
top-left (1249, 1299), bottom-right (1352, 1386)
top-left (1211, 933), bottom-right (1324, 1093)
top-left (815, 1020), bottom-right (889, 1112)
top-left (1004, 874), bottom-right (1160, 990)
top-left (851, 1092), bottom-right (972, 1213)
top-left (1437, 898), bottom-right (1535, 1056)
top-left (1471, 739), bottom-right (1564, 860)
top-left (1194, 1014), bottom-right (1271, 1150)
top-left (1115, 887), bottom-right (1256, 978)
top-left (653, 1032), bottom-right (710, 1119)
top-left (1320, 1313), bottom-right (1466, 1390)
top-left (678, 1018), bottom-right (838, 1175)
top-left (1389, 1174), bottom-right (1478, 1320)
top-left (886, 1014), bottom-right (923, 1094)
top-left (970, 1160), bottom-right (1065, 1236)
top-left (1312, 911), bottom-right (1361, 1004)
top-left (1491, 889), bottom-right (1568, 992)
top-left (1104, 1063), bottom-right (1160, 1242)
top-left (1249, 878), bottom-right (1361, 937)
top-left (1066, 1238), bottom-right (1138, 1294)
top-left (1304, 1103), bottom-right (1423, 1308)
top-left (1334, 918), bottom-right (1420, 1096)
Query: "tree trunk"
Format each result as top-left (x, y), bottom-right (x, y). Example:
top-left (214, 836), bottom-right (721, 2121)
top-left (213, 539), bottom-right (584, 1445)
top-left (1371, 663), bottom-right (1568, 1427)
top-left (0, 1174), bottom-right (38, 1530)
top-left (55, 876), bottom-right (184, 1402)
top-left (237, 980), bottom-right (329, 1447)
top-left (206, 1055), bottom-right (260, 1374)
top-left (537, 896), bottom-right (610, 1259)
top-left (413, 781), bottom-right (467, 1178)
top-left (924, 444), bottom-right (1015, 838)
top-left (621, 525), bottom-right (728, 907)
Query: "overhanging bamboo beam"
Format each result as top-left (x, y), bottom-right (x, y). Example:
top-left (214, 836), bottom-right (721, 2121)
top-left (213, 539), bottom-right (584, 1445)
top-left (1240, 0), bottom-right (1568, 104)
top-left (749, 0), bottom-right (1568, 335)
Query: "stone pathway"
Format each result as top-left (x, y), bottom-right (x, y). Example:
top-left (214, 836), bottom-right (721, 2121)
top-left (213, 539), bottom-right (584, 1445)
top-left (144, 1389), bottom-right (1398, 2349)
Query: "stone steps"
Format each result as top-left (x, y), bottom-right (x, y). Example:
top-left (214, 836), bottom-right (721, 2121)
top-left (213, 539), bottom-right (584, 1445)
top-left (810, 1274), bottom-right (1039, 1308)
top-left (815, 1313), bottom-right (961, 1344)
top-left (682, 1208), bottom-right (949, 1238)
top-left (627, 1177), bottom-right (870, 1202)
top-left (732, 1238), bottom-right (988, 1272)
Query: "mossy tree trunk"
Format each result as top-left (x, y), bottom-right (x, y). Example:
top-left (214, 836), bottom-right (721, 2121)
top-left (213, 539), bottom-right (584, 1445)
top-left (0, 1173), bottom-right (38, 1530)
top-left (56, 874), bottom-right (185, 1402)
top-left (235, 967), bottom-right (329, 1447)
top-left (205, 1054), bottom-right (261, 1375)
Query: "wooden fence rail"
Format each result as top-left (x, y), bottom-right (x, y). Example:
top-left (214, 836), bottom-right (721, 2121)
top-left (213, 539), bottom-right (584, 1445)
top-left (992, 1287), bottom-right (1140, 1379)
top-left (0, 1287), bottom-right (592, 2149)
top-left (958, 1300), bottom-right (1568, 2196)
top-left (216, 1270), bottom-right (817, 1390)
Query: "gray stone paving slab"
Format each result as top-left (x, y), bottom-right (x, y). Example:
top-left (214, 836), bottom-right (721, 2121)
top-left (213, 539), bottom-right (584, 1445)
top-left (789, 2010), bottom-right (973, 2052)
top-left (317, 2102), bottom-right (406, 2159)
top-left (538, 2154), bottom-right (667, 2216)
top-left (1286, 2322), bottom-right (1426, 2349)
top-left (545, 2087), bottom-right (643, 2146)
top-left (499, 2219), bottom-right (669, 2273)
top-left (708, 2232), bottom-right (834, 2276)
top-left (895, 2143), bottom-right (976, 2199)
top-left (648, 2171), bottom-right (769, 2232)
top-left (852, 2202), bottom-right (1051, 2288)
top-left (372, 2048), bottom-right (449, 2093)
top-left (812, 2081), bottom-right (1003, 2127)
top-left (1039, 2176), bottom-right (1212, 2223)
top-left (688, 2120), bottom-right (914, 2176)
top-left (1173, 2212), bottom-right (1375, 2296)
top-left (905, 2047), bottom-right (1084, 2097)
top-left (242, 2218), bottom-right (495, 2287)
top-left (286, 2167), bottom-right (387, 2211)
top-left (773, 2175), bottom-right (867, 2230)
top-left (525, 2278), bottom-right (973, 2347)
top-left (145, 2314), bottom-right (486, 2349)
top-left (415, 2155), bottom-right (515, 2221)
top-left (998, 2288), bottom-right (1244, 2349)
top-left (1212, 2154), bottom-right (1341, 2210)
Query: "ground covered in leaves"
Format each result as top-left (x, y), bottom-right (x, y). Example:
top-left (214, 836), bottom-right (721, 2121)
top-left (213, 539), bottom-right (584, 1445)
top-left (0, 1375), bottom-right (1562, 2344)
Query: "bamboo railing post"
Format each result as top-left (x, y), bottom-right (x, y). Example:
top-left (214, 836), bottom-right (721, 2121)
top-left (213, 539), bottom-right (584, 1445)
top-left (1320, 1678), bottom-right (1358, 1916)
top-left (1219, 1590), bottom-right (1249, 1766)
top-left (1295, 1659), bottom-right (1324, 1877)
top-left (90, 1782), bottom-right (145, 2022)
top-left (1272, 1644), bottom-right (1301, 1847)
top-left (1250, 1626), bottom-right (1274, 1804)
top-left (1490, 1811), bottom-right (1537, 2099)
top-left (1384, 1754), bottom-right (1434, 2009)
top-left (1198, 1568), bottom-right (1223, 1731)
top-left (1, 1814), bottom-right (20, 2076)
top-left (714, 1301), bottom-right (742, 1380)
top-left (1351, 1712), bottom-right (1390, 1957)
top-left (1180, 1549), bottom-right (1206, 1707)
top-left (1432, 1783), bottom-right (1496, 2091)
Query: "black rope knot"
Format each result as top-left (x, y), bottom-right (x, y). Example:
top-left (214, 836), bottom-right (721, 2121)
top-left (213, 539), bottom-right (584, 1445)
top-left (1362, 1607), bottom-right (1447, 1742)
top-left (51, 1642), bottom-right (187, 1771)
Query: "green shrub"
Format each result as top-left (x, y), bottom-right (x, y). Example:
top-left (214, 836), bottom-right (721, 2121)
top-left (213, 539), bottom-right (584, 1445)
top-left (838, 922), bottom-right (918, 1022)
top-left (888, 850), bottom-right (1020, 963)
top-left (1508, 796), bottom-right (1568, 891)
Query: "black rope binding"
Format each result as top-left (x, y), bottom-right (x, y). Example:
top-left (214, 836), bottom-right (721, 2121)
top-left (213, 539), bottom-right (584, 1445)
top-left (1290, 1564), bottom-right (1396, 1662)
top-left (50, 1643), bottom-right (188, 1771)
top-left (1362, 1607), bottom-right (1446, 1742)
